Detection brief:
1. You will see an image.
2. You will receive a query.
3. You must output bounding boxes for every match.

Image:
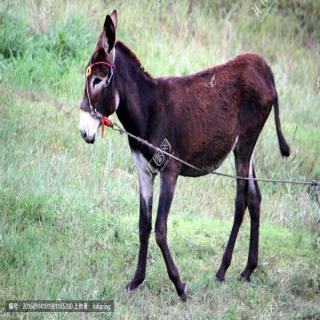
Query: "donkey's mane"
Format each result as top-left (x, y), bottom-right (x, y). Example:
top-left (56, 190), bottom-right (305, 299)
top-left (116, 41), bottom-right (152, 79)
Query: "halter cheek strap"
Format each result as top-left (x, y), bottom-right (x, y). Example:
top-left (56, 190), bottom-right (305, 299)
top-left (85, 61), bottom-right (114, 137)
top-left (86, 61), bottom-right (113, 111)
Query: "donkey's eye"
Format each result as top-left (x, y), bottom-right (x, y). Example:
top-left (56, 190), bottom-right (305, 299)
top-left (93, 78), bottom-right (102, 87)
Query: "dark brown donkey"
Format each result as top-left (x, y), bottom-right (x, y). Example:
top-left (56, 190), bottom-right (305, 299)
top-left (79, 10), bottom-right (290, 300)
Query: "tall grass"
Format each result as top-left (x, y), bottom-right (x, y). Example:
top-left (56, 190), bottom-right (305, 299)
top-left (0, 0), bottom-right (319, 319)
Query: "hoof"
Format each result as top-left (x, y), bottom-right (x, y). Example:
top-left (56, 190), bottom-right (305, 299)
top-left (125, 281), bottom-right (139, 293)
top-left (124, 283), bottom-right (134, 294)
top-left (179, 284), bottom-right (188, 302)
top-left (125, 276), bottom-right (145, 293)
top-left (215, 272), bottom-right (225, 283)
top-left (240, 272), bottom-right (251, 282)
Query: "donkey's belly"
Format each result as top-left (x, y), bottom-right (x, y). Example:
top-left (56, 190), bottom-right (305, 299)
top-left (180, 162), bottom-right (223, 177)
top-left (180, 159), bottom-right (224, 177)
top-left (180, 135), bottom-right (239, 177)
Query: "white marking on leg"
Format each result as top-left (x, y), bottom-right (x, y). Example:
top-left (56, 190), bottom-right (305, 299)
top-left (79, 110), bottom-right (100, 139)
top-left (114, 89), bottom-right (120, 111)
top-left (132, 152), bottom-right (154, 208)
top-left (249, 156), bottom-right (256, 196)
top-left (231, 135), bottom-right (239, 152)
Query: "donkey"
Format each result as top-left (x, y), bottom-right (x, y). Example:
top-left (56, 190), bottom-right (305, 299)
top-left (79, 10), bottom-right (290, 300)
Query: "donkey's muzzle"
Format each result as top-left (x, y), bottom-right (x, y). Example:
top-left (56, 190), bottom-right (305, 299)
top-left (80, 129), bottom-right (95, 144)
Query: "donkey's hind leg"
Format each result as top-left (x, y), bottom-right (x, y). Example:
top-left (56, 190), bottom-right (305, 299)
top-left (216, 149), bottom-right (250, 282)
top-left (240, 158), bottom-right (261, 280)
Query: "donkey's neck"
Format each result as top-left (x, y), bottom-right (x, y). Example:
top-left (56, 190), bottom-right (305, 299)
top-left (114, 41), bottom-right (158, 139)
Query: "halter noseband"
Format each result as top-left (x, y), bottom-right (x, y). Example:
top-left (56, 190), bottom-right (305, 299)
top-left (85, 61), bottom-right (114, 137)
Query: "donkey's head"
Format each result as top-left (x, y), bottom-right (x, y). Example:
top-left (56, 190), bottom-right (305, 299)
top-left (79, 10), bottom-right (119, 144)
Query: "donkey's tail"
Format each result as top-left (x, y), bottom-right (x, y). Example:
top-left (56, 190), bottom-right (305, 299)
top-left (274, 95), bottom-right (290, 157)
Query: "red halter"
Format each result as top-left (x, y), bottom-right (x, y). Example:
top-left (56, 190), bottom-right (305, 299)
top-left (86, 61), bottom-right (114, 138)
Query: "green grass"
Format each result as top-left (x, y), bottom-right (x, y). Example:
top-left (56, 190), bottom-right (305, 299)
top-left (0, 0), bottom-right (320, 319)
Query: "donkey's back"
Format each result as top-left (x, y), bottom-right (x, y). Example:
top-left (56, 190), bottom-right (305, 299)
top-left (156, 53), bottom-right (286, 176)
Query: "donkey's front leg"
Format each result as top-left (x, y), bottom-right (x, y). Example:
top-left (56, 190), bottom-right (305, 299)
top-left (155, 171), bottom-right (187, 301)
top-left (126, 153), bottom-right (154, 291)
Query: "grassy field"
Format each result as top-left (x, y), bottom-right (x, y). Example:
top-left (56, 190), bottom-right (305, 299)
top-left (0, 0), bottom-right (320, 319)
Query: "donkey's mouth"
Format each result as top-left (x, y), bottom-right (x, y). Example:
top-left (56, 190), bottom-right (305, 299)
top-left (79, 110), bottom-right (100, 144)
top-left (84, 136), bottom-right (96, 144)
top-left (80, 129), bottom-right (96, 144)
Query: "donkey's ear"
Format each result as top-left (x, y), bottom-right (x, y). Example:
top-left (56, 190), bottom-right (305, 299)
top-left (109, 10), bottom-right (118, 30)
top-left (103, 10), bottom-right (117, 52)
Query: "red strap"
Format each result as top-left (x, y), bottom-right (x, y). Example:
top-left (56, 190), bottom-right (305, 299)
top-left (101, 116), bottom-right (113, 138)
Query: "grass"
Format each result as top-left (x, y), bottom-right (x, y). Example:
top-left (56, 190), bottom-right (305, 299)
top-left (0, 0), bottom-right (320, 319)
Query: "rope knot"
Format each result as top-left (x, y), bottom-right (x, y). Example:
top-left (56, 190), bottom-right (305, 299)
top-left (101, 116), bottom-right (113, 138)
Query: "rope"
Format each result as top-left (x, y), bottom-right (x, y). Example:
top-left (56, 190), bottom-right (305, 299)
top-left (109, 122), bottom-right (319, 187)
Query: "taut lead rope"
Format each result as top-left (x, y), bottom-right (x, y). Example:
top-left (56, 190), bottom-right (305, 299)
top-left (101, 118), bottom-right (319, 188)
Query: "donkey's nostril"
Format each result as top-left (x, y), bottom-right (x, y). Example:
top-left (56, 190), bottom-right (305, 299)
top-left (80, 129), bottom-right (87, 139)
